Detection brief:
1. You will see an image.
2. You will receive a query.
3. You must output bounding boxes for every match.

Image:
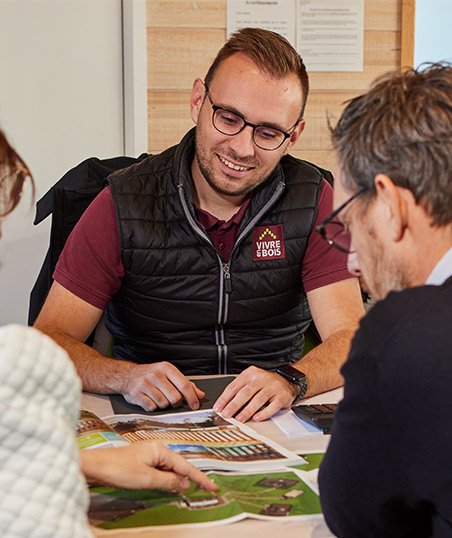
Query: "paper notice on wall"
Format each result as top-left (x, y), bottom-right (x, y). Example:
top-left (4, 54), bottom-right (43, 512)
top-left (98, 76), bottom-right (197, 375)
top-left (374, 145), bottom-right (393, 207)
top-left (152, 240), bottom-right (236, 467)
top-left (296, 0), bottom-right (364, 71)
top-left (227, 0), bottom-right (296, 46)
top-left (226, 0), bottom-right (363, 72)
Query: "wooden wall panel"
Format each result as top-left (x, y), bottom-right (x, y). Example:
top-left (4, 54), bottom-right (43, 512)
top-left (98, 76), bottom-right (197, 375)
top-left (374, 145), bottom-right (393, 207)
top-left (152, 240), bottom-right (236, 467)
top-left (401, 0), bottom-right (415, 67)
top-left (147, 0), bottom-right (403, 171)
top-left (364, 0), bottom-right (400, 30)
top-left (148, 0), bottom-right (225, 28)
top-left (147, 90), bottom-right (192, 149)
top-left (148, 28), bottom-right (224, 89)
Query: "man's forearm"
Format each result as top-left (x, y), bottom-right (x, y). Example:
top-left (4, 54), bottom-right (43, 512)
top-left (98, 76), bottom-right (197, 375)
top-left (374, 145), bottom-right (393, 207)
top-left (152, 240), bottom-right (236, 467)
top-left (294, 328), bottom-right (355, 398)
top-left (34, 323), bottom-right (204, 412)
top-left (35, 325), bottom-right (134, 394)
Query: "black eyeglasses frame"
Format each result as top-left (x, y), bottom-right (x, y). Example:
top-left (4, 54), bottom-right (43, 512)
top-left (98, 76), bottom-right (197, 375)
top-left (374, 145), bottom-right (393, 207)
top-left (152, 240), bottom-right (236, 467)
top-left (204, 86), bottom-right (298, 151)
top-left (316, 186), bottom-right (367, 254)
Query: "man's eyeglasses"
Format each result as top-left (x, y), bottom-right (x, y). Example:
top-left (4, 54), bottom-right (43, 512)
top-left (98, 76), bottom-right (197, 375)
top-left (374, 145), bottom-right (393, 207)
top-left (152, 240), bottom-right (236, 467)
top-left (204, 86), bottom-right (298, 151)
top-left (316, 186), bottom-right (367, 254)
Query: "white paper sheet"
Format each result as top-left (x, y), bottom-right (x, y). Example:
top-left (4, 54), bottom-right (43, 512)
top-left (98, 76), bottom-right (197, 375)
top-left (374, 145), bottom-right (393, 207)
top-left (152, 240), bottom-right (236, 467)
top-left (296, 0), bottom-right (364, 72)
top-left (271, 408), bottom-right (324, 436)
top-left (227, 0), bottom-right (296, 45)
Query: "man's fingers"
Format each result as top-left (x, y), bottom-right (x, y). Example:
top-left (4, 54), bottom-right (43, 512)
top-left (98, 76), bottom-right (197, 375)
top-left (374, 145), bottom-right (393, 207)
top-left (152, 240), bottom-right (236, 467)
top-left (193, 383), bottom-right (206, 400)
top-left (252, 398), bottom-right (286, 422)
top-left (216, 378), bottom-right (260, 419)
top-left (214, 368), bottom-right (296, 421)
top-left (220, 391), bottom-right (255, 419)
top-left (124, 392), bottom-right (158, 412)
top-left (141, 381), bottom-right (173, 409)
top-left (234, 391), bottom-right (270, 422)
top-left (213, 377), bottom-right (247, 414)
top-left (169, 375), bottom-right (203, 410)
top-left (124, 362), bottom-right (204, 410)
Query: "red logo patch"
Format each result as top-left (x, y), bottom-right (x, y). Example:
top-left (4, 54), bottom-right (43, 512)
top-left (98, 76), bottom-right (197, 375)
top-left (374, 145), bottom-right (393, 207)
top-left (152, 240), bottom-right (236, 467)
top-left (253, 224), bottom-right (286, 261)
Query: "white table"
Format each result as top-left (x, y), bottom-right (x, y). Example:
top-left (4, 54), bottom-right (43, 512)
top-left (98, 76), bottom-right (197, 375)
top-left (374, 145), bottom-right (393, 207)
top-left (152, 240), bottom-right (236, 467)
top-left (81, 387), bottom-right (342, 538)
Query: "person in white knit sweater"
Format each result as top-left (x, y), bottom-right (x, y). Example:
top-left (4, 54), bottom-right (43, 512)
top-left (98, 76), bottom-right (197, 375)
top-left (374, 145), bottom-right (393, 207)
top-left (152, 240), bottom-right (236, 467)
top-left (0, 128), bottom-right (216, 537)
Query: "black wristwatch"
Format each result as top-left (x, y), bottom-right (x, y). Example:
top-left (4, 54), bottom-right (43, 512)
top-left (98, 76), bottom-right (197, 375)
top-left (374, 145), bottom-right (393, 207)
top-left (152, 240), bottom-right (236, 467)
top-left (273, 364), bottom-right (308, 405)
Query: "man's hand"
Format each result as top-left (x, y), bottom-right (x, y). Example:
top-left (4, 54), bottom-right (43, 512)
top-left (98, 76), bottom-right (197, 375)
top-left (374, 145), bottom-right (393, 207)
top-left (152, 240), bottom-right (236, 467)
top-left (34, 283), bottom-right (204, 409)
top-left (121, 361), bottom-right (205, 412)
top-left (81, 441), bottom-right (218, 492)
top-left (213, 366), bottom-right (298, 422)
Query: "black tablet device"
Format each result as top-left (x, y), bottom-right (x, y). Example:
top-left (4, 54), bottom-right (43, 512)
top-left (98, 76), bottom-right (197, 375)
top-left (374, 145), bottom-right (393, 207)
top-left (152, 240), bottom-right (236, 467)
top-left (109, 376), bottom-right (236, 415)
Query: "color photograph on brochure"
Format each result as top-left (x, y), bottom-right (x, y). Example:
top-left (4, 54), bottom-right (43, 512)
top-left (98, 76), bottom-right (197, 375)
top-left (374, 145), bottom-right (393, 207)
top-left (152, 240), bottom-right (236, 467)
top-left (78, 409), bottom-right (306, 471)
top-left (89, 468), bottom-right (322, 531)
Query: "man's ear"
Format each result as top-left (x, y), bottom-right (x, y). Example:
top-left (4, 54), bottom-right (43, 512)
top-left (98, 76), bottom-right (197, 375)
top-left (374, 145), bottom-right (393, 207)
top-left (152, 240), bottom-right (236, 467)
top-left (190, 78), bottom-right (206, 125)
top-left (374, 174), bottom-right (408, 242)
top-left (283, 119), bottom-right (305, 155)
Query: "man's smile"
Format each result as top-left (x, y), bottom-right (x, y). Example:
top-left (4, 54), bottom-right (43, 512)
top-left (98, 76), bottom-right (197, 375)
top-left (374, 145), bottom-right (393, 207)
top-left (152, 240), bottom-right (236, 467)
top-left (218, 155), bottom-right (254, 172)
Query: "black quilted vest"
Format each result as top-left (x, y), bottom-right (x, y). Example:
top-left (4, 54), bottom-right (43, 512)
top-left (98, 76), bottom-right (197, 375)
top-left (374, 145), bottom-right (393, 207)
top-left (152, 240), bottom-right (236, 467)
top-left (105, 129), bottom-right (324, 375)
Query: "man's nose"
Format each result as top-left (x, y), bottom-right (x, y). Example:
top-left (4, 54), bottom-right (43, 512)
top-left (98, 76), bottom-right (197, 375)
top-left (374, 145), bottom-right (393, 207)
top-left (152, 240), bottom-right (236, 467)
top-left (347, 251), bottom-right (361, 277)
top-left (228, 125), bottom-right (255, 157)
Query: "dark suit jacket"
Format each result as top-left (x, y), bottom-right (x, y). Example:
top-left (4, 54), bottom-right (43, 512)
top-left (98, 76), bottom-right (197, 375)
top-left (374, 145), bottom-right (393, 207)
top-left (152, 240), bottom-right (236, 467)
top-left (319, 276), bottom-right (452, 538)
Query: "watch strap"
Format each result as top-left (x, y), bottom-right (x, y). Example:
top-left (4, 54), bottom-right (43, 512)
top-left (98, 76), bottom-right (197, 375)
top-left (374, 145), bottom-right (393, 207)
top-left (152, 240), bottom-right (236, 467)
top-left (273, 364), bottom-right (308, 404)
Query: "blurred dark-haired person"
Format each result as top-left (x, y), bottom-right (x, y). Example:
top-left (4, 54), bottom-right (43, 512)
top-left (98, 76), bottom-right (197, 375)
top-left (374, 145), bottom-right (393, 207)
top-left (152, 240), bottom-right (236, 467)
top-left (0, 128), bottom-right (216, 537)
top-left (318, 63), bottom-right (452, 537)
top-left (34, 27), bottom-right (364, 421)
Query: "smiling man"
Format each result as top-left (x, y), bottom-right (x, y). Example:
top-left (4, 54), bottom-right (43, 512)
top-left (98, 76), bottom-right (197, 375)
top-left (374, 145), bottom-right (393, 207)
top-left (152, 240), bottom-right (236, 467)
top-left (318, 63), bottom-right (452, 537)
top-left (34, 28), bottom-right (364, 420)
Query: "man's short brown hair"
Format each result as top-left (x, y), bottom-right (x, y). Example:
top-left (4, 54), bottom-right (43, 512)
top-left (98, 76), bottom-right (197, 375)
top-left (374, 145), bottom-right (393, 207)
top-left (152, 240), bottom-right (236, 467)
top-left (331, 62), bottom-right (452, 226)
top-left (204, 27), bottom-right (309, 120)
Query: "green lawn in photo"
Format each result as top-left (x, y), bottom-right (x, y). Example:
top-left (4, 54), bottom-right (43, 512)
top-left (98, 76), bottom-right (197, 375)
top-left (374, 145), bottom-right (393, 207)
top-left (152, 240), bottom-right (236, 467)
top-left (89, 469), bottom-right (321, 530)
top-left (290, 452), bottom-right (325, 472)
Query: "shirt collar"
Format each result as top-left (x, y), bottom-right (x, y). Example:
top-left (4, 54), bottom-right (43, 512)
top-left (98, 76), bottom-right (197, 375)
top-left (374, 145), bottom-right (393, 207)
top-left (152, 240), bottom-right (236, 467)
top-left (196, 197), bottom-right (251, 232)
top-left (426, 247), bottom-right (452, 285)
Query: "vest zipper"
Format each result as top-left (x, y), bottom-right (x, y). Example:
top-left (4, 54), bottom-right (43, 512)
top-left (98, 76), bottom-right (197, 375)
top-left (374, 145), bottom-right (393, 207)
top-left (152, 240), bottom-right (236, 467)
top-left (223, 262), bottom-right (232, 294)
top-left (221, 180), bottom-right (285, 374)
top-left (178, 180), bottom-right (285, 375)
top-left (221, 263), bottom-right (231, 374)
top-left (178, 184), bottom-right (227, 374)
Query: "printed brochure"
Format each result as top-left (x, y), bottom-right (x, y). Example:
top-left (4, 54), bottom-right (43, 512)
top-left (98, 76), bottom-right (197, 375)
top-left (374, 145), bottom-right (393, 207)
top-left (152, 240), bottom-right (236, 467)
top-left (89, 463), bottom-right (323, 531)
top-left (77, 409), bottom-right (307, 471)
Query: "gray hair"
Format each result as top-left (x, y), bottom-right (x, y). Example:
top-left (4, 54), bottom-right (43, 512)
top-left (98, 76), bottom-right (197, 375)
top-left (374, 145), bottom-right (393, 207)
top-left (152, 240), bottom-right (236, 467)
top-left (330, 62), bottom-right (452, 226)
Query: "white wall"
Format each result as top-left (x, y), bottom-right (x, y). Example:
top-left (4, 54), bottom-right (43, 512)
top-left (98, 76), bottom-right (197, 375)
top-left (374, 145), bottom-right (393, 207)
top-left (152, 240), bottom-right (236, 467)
top-left (414, 0), bottom-right (452, 66)
top-left (0, 0), bottom-right (124, 324)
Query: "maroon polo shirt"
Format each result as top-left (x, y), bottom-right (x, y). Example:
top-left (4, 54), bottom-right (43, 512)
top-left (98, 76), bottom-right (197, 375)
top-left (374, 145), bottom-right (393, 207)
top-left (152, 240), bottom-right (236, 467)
top-left (196, 198), bottom-right (251, 262)
top-left (54, 181), bottom-right (352, 310)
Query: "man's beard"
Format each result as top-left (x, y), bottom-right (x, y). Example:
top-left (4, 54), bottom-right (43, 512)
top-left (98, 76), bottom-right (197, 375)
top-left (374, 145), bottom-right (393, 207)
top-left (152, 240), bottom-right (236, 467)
top-left (198, 157), bottom-right (259, 198)
top-left (195, 136), bottom-right (275, 198)
top-left (363, 228), bottom-right (411, 301)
